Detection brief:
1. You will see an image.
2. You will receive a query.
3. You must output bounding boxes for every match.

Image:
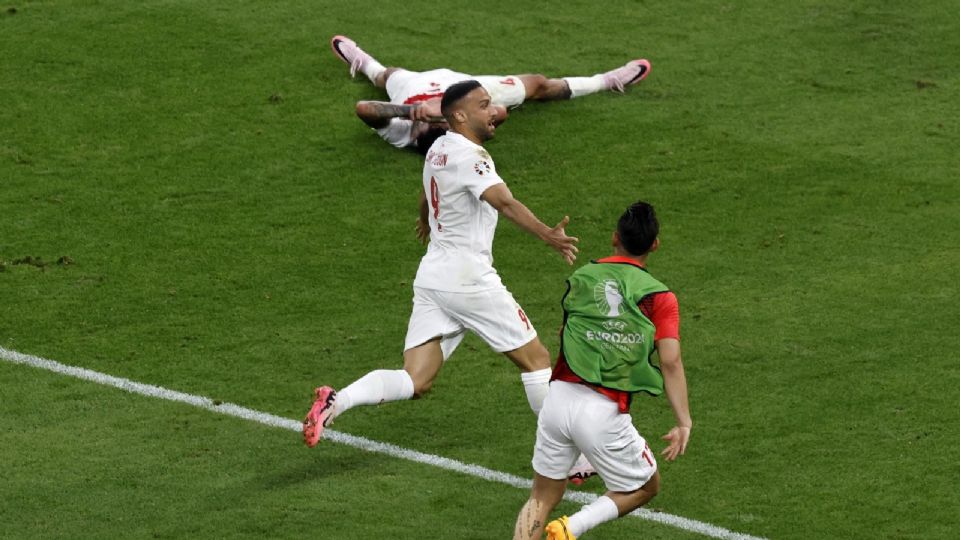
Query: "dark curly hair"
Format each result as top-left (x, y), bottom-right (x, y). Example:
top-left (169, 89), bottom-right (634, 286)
top-left (617, 201), bottom-right (659, 256)
top-left (414, 126), bottom-right (448, 155)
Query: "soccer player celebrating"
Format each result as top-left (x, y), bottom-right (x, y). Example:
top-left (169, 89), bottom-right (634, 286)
top-left (330, 35), bottom-right (652, 152)
top-left (303, 80), bottom-right (579, 446)
top-left (513, 201), bottom-right (692, 540)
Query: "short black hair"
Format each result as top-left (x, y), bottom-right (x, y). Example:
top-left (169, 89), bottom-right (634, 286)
top-left (441, 80), bottom-right (483, 120)
top-left (414, 126), bottom-right (447, 155)
top-left (617, 201), bottom-right (659, 256)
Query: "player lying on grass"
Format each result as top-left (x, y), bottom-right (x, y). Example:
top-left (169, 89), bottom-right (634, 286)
top-left (513, 201), bottom-right (692, 540)
top-left (330, 35), bottom-right (651, 153)
top-left (303, 80), bottom-right (578, 449)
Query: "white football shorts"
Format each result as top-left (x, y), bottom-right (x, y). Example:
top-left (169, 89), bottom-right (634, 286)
top-left (532, 381), bottom-right (658, 492)
top-left (472, 75), bottom-right (527, 108)
top-left (385, 69), bottom-right (527, 109)
top-left (404, 285), bottom-right (537, 359)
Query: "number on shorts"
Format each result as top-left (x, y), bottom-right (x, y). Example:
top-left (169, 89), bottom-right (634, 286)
top-left (642, 442), bottom-right (654, 467)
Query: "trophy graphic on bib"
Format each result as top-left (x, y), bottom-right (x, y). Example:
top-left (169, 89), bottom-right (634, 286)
top-left (595, 280), bottom-right (625, 318)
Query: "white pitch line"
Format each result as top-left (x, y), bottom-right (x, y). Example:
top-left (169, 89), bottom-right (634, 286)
top-left (1, 346), bottom-right (764, 540)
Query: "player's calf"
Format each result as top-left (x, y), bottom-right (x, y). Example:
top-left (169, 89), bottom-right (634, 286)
top-left (403, 339), bottom-right (445, 398)
top-left (612, 473), bottom-right (660, 515)
top-left (518, 74), bottom-right (572, 101)
top-left (514, 474), bottom-right (567, 540)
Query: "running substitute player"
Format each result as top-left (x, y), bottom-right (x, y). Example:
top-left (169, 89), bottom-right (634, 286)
top-left (513, 201), bottom-right (692, 540)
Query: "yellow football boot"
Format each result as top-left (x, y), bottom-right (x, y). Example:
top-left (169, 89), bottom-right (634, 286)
top-left (545, 516), bottom-right (576, 540)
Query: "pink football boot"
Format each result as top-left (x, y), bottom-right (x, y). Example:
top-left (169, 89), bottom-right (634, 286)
top-left (330, 35), bottom-right (375, 78)
top-left (603, 59), bottom-right (652, 93)
top-left (303, 386), bottom-right (337, 447)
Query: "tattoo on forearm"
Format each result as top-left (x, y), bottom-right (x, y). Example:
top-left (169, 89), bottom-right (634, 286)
top-left (368, 102), bottom-right (415, 120)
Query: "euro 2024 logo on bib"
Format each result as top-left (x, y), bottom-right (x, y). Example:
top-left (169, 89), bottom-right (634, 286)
top-left (594, 279), bottom-right (624, 317)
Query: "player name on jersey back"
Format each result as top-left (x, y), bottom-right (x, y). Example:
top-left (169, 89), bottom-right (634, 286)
top-left (413, 132), bottom-right (506, 292)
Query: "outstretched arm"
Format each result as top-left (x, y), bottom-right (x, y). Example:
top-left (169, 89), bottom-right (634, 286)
top-left (355, 100), bottom-right (444, 129)
top-left (657, 337), bottom-right (692, 461)
top-left (480, 183), bottom-right (578, 265)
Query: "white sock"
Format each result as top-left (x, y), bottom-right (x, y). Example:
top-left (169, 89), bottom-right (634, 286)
top-left (361, 57), bottom-right (386, 84)
top-left (562, 75), bottom-right (606, 98)
top-left (520, 368), bottom-right (551, 415)
top-left (334, 369), bottom-right (414, 418)
top-left (568, 496), bottom-right (619, 537)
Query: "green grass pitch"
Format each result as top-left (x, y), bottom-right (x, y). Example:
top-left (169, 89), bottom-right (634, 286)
top-left (1, 1), bottom-right (958, 538)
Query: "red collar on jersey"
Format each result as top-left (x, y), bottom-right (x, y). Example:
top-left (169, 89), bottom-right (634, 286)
top-left (596, 255), bottom-right (646, 269)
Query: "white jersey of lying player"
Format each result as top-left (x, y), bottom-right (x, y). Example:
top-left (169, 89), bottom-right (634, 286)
top-left (413, 130), bottom-right (506, 292)
top-left (377, 69), bottom-right (526, 148)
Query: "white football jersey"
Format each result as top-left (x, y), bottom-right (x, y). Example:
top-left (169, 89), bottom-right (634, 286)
top-left (413, 131), bottom-right (505, 292)
top-left (376, 69), bottom-right (527, 148)
top-left (378, 69), bottom-right (471, 148)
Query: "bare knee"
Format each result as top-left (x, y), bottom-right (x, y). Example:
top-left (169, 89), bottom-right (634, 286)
top-left (376, 67), bottom-right (401, 88)
top-left (518, 74), bottom-right (570, 101)
top-left (531, 473), bottom-right (567, 509)
top-left (404, 367), bottom-right (436, 398)
top-left (510, 339), bottom-right (551, 372)
top-left (521, 74), bottom-right (549, 98)
top-left (609, 471), bottom-right (660, 516)
top-left (403, 338), bottom-right (444, 398)
top-left (631, 471), bottom-right (661, 508)
top-left (412, 378), bottom-right (433, 398)
top-left (643, 471), bottom-right (661, 498)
